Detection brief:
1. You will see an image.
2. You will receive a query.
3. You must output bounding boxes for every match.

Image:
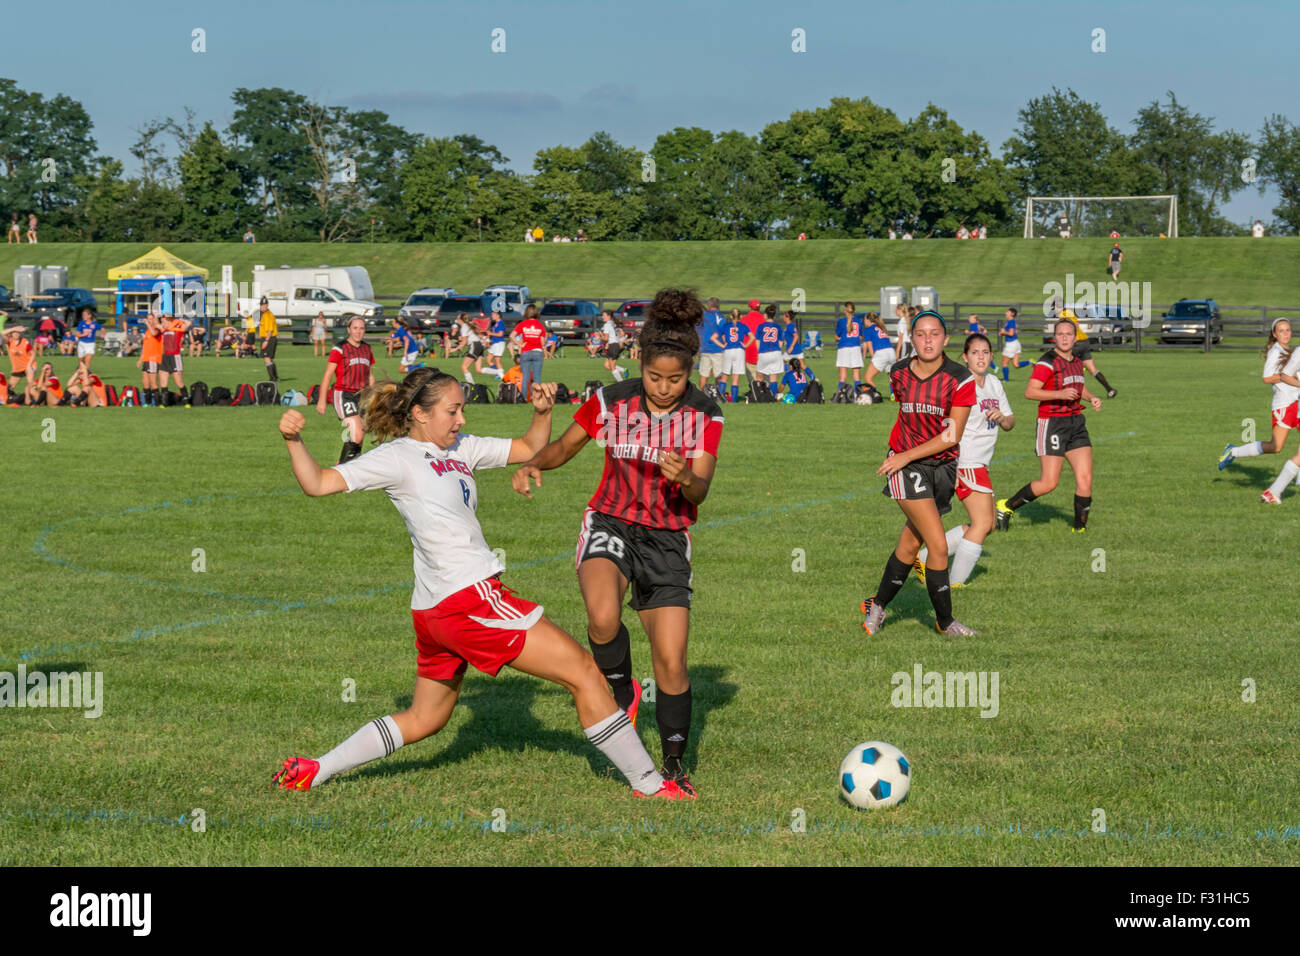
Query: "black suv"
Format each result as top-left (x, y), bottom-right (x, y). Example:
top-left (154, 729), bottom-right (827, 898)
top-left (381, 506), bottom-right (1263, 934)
top-left (1161, 299), bottom-right (1222, 345)
top-left (30, 288), bottom-right (97, 325)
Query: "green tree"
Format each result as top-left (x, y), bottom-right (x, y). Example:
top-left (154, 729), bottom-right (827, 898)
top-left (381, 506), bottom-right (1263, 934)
top-left (642, 126), bottom-right (718, 239)
top-left (1255, 114), bottom-right (1300, 234)
top-left (178, 122), bottom-right (248, 240)
top-left (227, 87), bottom-right (317, 240)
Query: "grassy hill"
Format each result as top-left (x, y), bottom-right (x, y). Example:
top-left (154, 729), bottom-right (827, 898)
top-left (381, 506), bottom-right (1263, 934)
top-left (2, 237), bottom-right (1298, 308)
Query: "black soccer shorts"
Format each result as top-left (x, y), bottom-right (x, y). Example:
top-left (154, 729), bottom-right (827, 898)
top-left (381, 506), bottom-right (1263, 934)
top-left (881, 456), bottom-right (957, 516)
top-left (576, 510), bottom-right (693, 610)
top-left (1035, 415), bottom-right (1091, 457)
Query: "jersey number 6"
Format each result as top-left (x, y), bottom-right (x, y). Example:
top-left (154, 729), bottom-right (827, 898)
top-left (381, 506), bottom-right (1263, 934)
top-left (589, 530), bottom-right (626, 558)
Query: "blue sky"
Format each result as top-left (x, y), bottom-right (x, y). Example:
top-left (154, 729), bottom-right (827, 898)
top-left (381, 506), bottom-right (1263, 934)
top-left (6, 0), bottom-right (1292, 223)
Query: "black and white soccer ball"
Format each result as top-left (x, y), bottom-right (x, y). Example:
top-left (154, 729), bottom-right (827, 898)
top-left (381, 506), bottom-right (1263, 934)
top-left (839, 740), bottom-right (911, 809)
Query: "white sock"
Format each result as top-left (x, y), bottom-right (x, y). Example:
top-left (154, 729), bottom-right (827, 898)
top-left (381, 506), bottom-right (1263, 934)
top-left (463, 371), bottom-right (475, 384)
top-left (313, 715), bottom-right (404, 786)
top-left (584, 710), bottom-right (663, 795)
top-left (950, 538), bottom-right (983, 585)
top-left (1234, 441), bottom-right (1263, 458)
top-left (611, 367), bottom-right (624, 381)
top-left (1268, 460), bottom-right (1300, 498)
top-left (920, 526), bottom-right (965, 567)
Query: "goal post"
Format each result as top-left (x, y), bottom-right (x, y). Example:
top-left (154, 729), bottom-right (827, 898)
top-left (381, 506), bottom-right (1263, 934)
top-left (1024, 195), bottom-right (1178, 238)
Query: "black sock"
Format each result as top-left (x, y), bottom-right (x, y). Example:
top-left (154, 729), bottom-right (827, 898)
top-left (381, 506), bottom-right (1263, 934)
top-left (268, 362), bottom-right (278, 381)
top-left (873, 552), bottom-right (913, 608)
top-left (926, 565), bottom-right (954, 630)
top-left (588, 624), bottom-right (634, 711)
top-left (1094, 371), bottom-right (1112, 391)
top-left (339, 441), bottom-right (362, 463)
top-left (1074, 495), bottom-right (1092, 529)
top-left (1007, 483), bottom-right (1039, 510)
top-left (656, 688), bottom-right (692, 770)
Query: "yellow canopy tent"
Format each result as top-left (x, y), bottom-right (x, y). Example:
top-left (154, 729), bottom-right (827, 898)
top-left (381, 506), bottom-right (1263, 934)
top-left (107, 246), bottom-right (209, 282)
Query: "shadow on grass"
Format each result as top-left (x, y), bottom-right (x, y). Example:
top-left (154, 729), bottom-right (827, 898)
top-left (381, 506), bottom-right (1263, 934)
top-left (361, 663), bottom-right (738, 783)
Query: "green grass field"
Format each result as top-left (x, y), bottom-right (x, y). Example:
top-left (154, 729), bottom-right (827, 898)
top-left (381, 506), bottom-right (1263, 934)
top-left (4, 236), bottom-right (1300, 308)
top-left (2, 343), bottom-right (1298, 866)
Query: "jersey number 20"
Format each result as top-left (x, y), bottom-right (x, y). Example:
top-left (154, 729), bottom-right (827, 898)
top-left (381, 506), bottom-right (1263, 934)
top-left (588, 531), bottom-right (626, 559)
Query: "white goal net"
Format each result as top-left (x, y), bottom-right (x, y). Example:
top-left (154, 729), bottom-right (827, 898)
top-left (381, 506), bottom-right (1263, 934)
top-left (1024, 195), bottom-right (1178, 239)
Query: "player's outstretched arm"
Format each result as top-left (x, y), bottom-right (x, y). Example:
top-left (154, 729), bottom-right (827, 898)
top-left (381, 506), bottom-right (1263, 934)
top-left (512, 421), bottom-right (591, 497)
top-left (508, 383), bottom-right (557, 464)
top-left (280, 410), bottom-right (348, 497)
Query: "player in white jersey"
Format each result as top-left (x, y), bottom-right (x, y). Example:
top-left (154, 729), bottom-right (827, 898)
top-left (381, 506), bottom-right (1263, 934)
top-left (1219, 319), bottom-right (1300, 494)
top-left (894, 303), bottom-right (913, 360)
top-left (916, 334), bottom-right (1014, 586)
top-left (271, 368), bottom-right (690, 799)
top-left (601, 311), bottom-right (627, 381)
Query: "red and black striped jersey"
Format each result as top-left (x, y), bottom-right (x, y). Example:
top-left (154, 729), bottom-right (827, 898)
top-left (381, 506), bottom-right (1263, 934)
top-left (1030, 349), bottom-right (1085, 418)
top-left (329, 342), bottom-right (375, 392)
top-left (572, 380), bottom-right (724, 530)
top-left (887, 356), bottom-right (976, 462)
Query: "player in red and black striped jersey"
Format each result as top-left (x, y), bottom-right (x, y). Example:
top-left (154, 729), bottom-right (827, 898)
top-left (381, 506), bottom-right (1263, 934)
top-left (513, 289), bottom-right (723, 794)
top-left (996, 317), bottom-right (1103, 532)
top-left (862, 310), bottom-right (979, 637)
top-left (316, 316), bottom-right (376, 463)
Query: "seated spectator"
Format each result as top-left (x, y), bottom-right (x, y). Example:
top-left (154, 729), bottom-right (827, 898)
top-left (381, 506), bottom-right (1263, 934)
top-left (780, 358), bottom-right (816, 402)
top-left (34, 331), bottom-right (53, 357)
top-left (586, 329), bottom-right (605, 357)
top-left (63, 365), bottom-right (107, 407)
top-left (544, 331), bottom-right (561, 358)
top-left (23, 362), bottom-right (61, 406)
top-left (214, 321), bottom-right (238, 356)
top-left (384, 320), bottom-right (403, 358)
top-left (956, 225), bottom-right (970, 240)
top-left (59, 333), bottom-right (77, 356)
top-left (188, 323), bottom-right (206, 357)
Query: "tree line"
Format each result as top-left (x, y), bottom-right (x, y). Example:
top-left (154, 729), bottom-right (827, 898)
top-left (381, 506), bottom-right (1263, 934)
top-left (2, 79), bottom-right (1297, 242)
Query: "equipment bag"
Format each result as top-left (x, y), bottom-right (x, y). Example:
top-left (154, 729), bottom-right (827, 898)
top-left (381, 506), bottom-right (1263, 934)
top-left (583, 379), bottom-right (604, 402)
top-left (746, 380), bottom-right (777, 403)
top-left (797, 379), bottom-right (825, 404)
top-left (232, 384), bottom-right (257, 406)
top-left (256, 381), bottom-right (279, 406)
top-left (119, 385), bottom-right (140, 407)
top-left (467, 383), bottom-right (492, 405)
top-left (210, 385), bottom-right (233, 406)
top-left (189, 381), bottom-right (210, 407)
top-left (554, 383), bottom-right (572, 405)
top-left (497, 382), bottom-right (522, 405)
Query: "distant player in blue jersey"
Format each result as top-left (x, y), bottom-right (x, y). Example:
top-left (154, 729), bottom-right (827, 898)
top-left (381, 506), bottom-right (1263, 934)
top-left (487, 310), bottom-right (508, 377)
top-left (780, 358), bottom-right (816, 401)
top-left (697, 297), bottom-right (728, 392)
top-left (395, 324), bottom-right (423, 373)
top-left (74, 308), bottom-right (103, 371)
top-left (834, 301), bottom-right (864, 398)
top-left (781, 309), bottom-right (802, 365)
top-left (967, 314), bottom-right (987, 336)
top-left (753, 304), bottom-right (785, 385)
top-left (862, 311), bottom-right (895, 400)
top-left (998, 307), bottom-right (1031, 381)
top-left (721, 308), bottom-right (747, 402)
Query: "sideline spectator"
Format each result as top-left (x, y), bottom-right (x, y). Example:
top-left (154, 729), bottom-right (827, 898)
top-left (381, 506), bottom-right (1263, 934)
top-left (59, 332), bottom-right (77, 356)
top-left (188, 320), bottom-right (206, 357)
top-left (525, 228), bottom-right (535, 243)
top-left (26, 212), bottom-right (37, 243)
top-left (956, 225), bottom-right (970, 240)
top-left (138, 312), bottom-right (163, 406)
top-left (978, 224), bottom-right (987, 238)
top-left (1109, 242), bottom-right (1123, 278)
top-left (697, 297), bottom-right (727, 391)
top-left (23, 362), bottom-right (60, 405)
top-left (310, 311), bottom-right (328, 356)
top-left (902, 230), bottom-right (913, 240)
top-left (741, 298), bottom-right (764, 381)
top-left (120, 325), bottom-right (143, 357)
top-left (512, 303), bottom-right (547, 398)
top-left (258, 298), bottom-right (279, 381)
top-left (888, 228), bottom-right (897, 240)
top-left (240, 310), bottom-right (257, 357)
top-left (7, 213), bottom-right (19, 243)
top-left (532, 225), bottom-right (543, 242)
top-left (243, 228), bottom-right (255, 243)
top-left (1252, 220), bottom-right (1265, 238)
top-left (214, 318), bottom-right (237, 356)
top-left (5, 325), bottom-right (33, 385)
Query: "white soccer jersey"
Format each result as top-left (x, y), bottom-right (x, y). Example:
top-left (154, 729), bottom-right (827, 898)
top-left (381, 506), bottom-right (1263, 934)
top-left (896, 316), bottom-right (911, 351)
top-left (603, 320), bottom-right (622, 345)
top-left (333, 434), bottom-right (512, 609)
top-left (957, 374), bottom-right (1013, 469)
top-left (1265, 344), bottom-right (1300, 409)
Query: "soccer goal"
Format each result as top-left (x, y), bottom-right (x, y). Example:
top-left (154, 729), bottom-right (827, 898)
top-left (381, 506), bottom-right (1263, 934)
top-left (1024, 195), bottom-right (1178, 238)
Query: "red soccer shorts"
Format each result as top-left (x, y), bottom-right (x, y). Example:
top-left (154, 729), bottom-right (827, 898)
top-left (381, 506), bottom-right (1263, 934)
top-left (955, 465), bottom-right (993, 501)
top-left (411, 578), bottom-right (543, 680)
top-left (1273, 402), bottom-right (1299, 430)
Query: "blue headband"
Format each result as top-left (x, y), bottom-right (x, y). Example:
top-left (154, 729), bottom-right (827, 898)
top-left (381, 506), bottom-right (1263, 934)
top-left (910, 310), bottom-right (946, 332)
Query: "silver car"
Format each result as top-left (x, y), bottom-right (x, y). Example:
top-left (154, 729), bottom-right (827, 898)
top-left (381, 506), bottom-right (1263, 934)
top-left (400, 288), bottom-right (457, 329)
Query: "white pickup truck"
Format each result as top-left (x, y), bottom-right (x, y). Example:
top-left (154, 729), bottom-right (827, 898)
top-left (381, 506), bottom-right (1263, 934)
top-left (236, 285), bottom-right (384, 324)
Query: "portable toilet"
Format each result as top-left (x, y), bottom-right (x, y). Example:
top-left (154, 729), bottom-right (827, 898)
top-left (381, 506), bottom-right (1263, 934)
top-left (14, 265), bottom-right (40, 300)
top-left (880, 286), bottom-right (908, 320)
top-left (40, 265), bottom-right (69, 291)
top-left (910, 286), bottom-right (939, 312)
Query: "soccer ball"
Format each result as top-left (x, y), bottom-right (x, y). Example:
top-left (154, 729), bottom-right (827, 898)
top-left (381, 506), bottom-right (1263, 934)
top-left (854, 392), bottom-right (872, 405)
top-left (839, 741), bottom-right (911, 809)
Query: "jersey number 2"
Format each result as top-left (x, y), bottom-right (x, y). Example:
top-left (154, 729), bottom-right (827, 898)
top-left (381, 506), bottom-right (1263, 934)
top-left (910, 472), bottom-right (927, 494)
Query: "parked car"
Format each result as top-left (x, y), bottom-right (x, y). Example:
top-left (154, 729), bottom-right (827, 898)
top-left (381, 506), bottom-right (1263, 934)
top-left (0, 284), bottom-right (16, 312)
top-left (434, 294), bottom-right (494, 334)
top-left (481, 284), bottom-right (531, 317)
top-left (614, 299), bottom-right (651, 335)
top-left (399, 288), bottom-right (457, 329)
top-left (30, 288), bottom-right (97, 327)
top-left (1042, 302), bottom-right (1130, 346)
top-left (1160, 299), bottom-right (1222, 345)
top-left (540, 299), bottom-right (600, 340)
